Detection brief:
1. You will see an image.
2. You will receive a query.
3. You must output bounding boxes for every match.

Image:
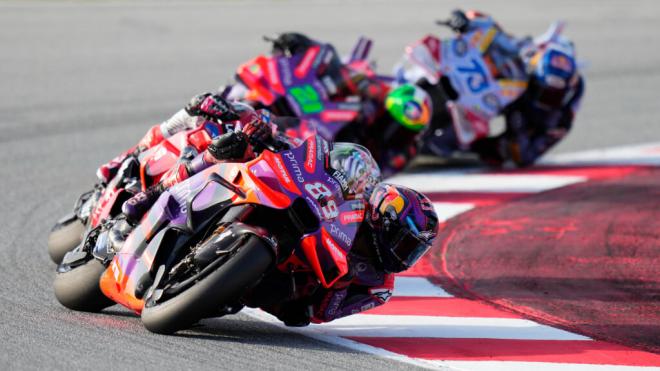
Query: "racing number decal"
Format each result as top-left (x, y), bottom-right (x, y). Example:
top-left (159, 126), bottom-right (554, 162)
top-left (289, 85), bottom-right (324, 114)
top-left (304, 182), bottom-right (339, 219)
top-left (457, 58), bottom-right (489, 93)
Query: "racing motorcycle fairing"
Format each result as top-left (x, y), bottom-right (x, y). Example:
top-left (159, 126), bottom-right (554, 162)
top-left (396, 19), bottom-right (528, 147)
top-left (235, 40), bottom-right (380, 141)
top-left (99, 135), bottom-right (365, 313)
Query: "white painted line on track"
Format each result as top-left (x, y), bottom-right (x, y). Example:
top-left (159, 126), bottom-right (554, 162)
top-left (242, 308), bottom-right (451, 371)
top-left (301, 314), bottom-right (590, 341)
top-left (432, 202), bottom-right (475, 222)
top-left (389, 173), bottom-right (585, 193)
top-left (394, 276), bottom-right (453, 298)
top-left (541, 142), bottom-right (660, 166)
top-left (436, 361), bottom-right (660, 371)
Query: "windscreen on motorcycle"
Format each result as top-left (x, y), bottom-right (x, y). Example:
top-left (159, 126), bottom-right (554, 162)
top-left (329, 142), bottom-right (381, 196)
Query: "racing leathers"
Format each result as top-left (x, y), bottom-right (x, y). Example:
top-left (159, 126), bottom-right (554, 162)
top-left (472, 76), bottom-right (584, 166)
top-left (255, 228), bottom-right (395, 327)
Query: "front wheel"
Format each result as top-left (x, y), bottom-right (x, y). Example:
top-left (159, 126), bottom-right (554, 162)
top-left (48, 218), bottom-right (86, 264)
top-left (141, 236), bottom-right (273, 334)
top-left (53, 259), bottom-right (115, 312)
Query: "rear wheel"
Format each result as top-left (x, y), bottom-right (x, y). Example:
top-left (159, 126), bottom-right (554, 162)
top-left (141, 235), bottom-right (273, 334)
top-left (53, 259), bottom-right (115, 312)
top-left (48, 218), bottom-right (86, 264)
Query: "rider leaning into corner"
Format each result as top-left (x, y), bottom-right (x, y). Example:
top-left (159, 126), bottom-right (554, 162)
top-left (420, 9), bottom-right (585, 167)
top-left (240, 32), bottom-right (426, 177)
top-left (99, 93), bottom-right (439, 327)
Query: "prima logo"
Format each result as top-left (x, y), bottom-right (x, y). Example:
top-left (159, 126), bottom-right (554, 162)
top-left (329, 223), bottom-right (353, 247)
top-left (279, 58), bottom-right (292, 85)
top-left (283, 152), bottom-right (305, 183)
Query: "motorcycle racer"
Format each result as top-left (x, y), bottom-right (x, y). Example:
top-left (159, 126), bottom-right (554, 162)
top-left (468, 13), bottom-right (585, 166)
top-left (415, 9), bottom-right (584, 166)
top-left (111, 96), bottom-right (438, 326)
top-left (268, 180), bottom-right (438, 326)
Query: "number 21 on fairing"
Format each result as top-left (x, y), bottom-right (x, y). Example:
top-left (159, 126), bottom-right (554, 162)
top-left (304, 182), bottom-right (339, 219)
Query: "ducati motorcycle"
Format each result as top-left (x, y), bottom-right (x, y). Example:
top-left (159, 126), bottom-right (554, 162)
top-left (54, 135), bottom-right (366, 334)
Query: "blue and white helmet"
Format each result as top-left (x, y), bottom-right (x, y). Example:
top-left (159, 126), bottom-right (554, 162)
top-left (527, 35), bottom-right (579, 109)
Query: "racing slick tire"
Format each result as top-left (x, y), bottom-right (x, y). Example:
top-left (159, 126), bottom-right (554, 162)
top-left (141, 235), bottom-right (274, 335)
top-left (48, 218), bottom-right (86, 264)
top-left (54, 259), bottom-right (115, 312)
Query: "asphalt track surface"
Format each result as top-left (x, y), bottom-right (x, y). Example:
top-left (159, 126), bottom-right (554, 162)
top-left (1, 1), bottom-right (659, 369)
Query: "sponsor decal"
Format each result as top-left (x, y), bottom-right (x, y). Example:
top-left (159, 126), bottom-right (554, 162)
top-left (550, 52), bottom-right (574, 73)
top-left (266, 58), bottom-right (284, 94)
top-left (331, 170), bottom-right (350, 193)
top-left (279, 58), bottom-right (292, 86)
top-left (340, 210), bottom-right (365, 225)
top-left (322, 227), bottom-right (348, 255)
top-left (321, 75), bottom-right (338, 95)
top-left (320, 109), bottom-right (359, 123)
top-left (271, 154), bottom-right (293, 185)
top-left (329, 223), bottom-right (353, 248)
top-left (316, 137), bottom-right (326, 162)
top-left (325, 175), bottom-right (342, 194)
top-left (305, 137), bottom-right (317, 173)
top-left (294, 45), bottom-right (320, 78)
top-left (453, 38), bottom-right (467, 57)
top-left (370, 288), bottom-right (393, 303)
top-left (283, 152), bottom-right (306, 183)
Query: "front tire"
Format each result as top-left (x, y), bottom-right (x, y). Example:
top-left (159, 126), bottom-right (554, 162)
top-left (141, 236), bottom-right (273, 334)
top-left (48, 218), bottom-right (86, 264)
top-left (53, 259), bottom-right (115, 312)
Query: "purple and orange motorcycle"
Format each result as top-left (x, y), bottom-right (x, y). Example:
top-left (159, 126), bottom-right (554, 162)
top-left (54, 135), bottom-right (366, 334)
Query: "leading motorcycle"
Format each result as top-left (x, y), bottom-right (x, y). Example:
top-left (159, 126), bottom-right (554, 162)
top-left (54, 135), bottom-right (365, 334)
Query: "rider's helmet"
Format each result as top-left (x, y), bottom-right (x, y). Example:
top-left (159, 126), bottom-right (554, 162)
top-left (526, 40), bottom-right (579, 110)
top-left (367, 183), bottom-right (438, 273)
top-left (329, 142), bottom-right (382, 196)
top-left (385, 84), bottom-right (433, 132)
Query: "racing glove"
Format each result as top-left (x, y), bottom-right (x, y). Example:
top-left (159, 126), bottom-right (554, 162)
top-left (447, 9), bottom-right (470, 33)
top-left (207, 131), bottom-right (251, 161)
top-left (269, 32), bottom-right (316, 57)
top-left (241, 111), bottom-right (274, 145)
top-left (185, 92), bottom-right (239, 122)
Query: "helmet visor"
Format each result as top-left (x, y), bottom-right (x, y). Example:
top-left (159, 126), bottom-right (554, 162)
top-left (537, 86), bottom-right (567, 109)
top-left (382, 220), bottom-right (430, 269)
